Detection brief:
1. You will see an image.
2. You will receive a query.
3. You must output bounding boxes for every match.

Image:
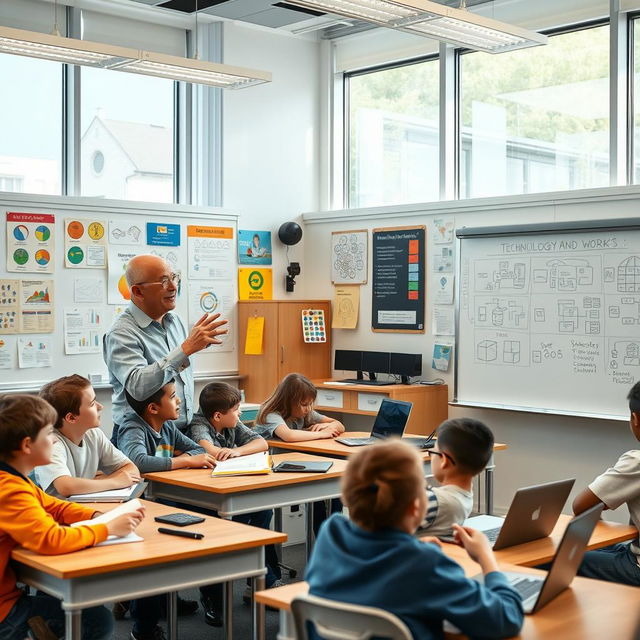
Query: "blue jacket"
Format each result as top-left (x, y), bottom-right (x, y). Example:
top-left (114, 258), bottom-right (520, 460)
top-left (305, 514), bottom-right (523, 640)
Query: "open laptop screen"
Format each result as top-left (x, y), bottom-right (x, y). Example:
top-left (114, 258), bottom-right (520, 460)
top-left (371, 399), bottom-right (412, 438)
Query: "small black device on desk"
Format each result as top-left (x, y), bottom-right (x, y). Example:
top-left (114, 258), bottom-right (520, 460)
top-left (154, 513), bottom-right (205, 527)
top-left (273, 461), bottom-right (333, 473)
top-left (158, 527), bottom-right (204, 540)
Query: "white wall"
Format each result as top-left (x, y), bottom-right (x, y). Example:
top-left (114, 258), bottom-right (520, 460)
top-left (222, 23), bottom-right (321, 299)
top-left (301, 186), bottom-right (640, 524)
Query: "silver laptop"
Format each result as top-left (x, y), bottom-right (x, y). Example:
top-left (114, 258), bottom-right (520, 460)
top-left (474, 503), bottom-right (603, 614)
top-left (336, 399), bottom-right (412, 446)
top-left (465, 478), bottom-right (575, 550)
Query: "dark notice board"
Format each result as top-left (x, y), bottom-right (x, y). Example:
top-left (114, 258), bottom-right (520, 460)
top-left (372, 226), bottom-right (425, 333)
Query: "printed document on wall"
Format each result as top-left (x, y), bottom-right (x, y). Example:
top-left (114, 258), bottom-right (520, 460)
top-left (18, 336), bottom-right (52, 368)
top-left (187, 282), bottom-right (234, 353)
top-left (188, 226), bottom-right (235, 280)
top-left (64, 307), bottom-right (104, 354)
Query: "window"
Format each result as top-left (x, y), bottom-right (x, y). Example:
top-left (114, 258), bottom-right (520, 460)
top-left (0, 54), bottom-right (62, 195)
top-left (346, 58), bottom-right (440, 208)
top-left (80, 68), bottom-right (175, 203)
top-left (460, 24), bottom-right (610, 199)
top-left (633, 17), bottom-right (640, 183)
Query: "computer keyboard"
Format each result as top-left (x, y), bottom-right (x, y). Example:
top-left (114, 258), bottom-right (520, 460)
top-left (484, 527), bottom-right (502, 544)
top-left (509, 577), bottom-right (541, 601)
top-left (405, 437), bottom-right (435, 450)
top-left (337, 437), bottom-right (376, 446)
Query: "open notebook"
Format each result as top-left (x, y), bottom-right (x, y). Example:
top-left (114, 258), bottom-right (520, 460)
top-left (68, 481), bottom-right (147, 503)
top-left (71, 498), bottom-right (144, 546)
top-left (210, 451), bottom-right (271, 477)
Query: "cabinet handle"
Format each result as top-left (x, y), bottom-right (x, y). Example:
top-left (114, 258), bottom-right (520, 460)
top-left (367, 399), bottom-right (377, 405)
top-left (324, 394), bottom-right (335, 400)
top-left (280, 345), bottom-right (284, 364)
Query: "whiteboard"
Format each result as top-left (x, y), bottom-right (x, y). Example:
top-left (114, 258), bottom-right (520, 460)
top-left (455, 219), bottom-right (640, 420)
top-left (0, 192), bottom-right (238, 392)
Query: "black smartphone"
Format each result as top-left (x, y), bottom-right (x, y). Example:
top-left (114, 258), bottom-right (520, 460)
top-left (154, 513), bottom-right (205, 527)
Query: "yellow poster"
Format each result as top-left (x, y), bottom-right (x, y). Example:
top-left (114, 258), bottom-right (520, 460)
top-left (332, 285), bottom-right (359, 329)
top-left (238, 268), bottom-right (272, 301)
top-left (244, 316), bottom-right (265, 355)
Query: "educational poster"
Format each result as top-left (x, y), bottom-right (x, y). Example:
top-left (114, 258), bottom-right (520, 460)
top-left (107, 246), bottom-right (138, 304)
top-left (146, 222), bottom-right (181, 247)
top-left (433, 274), bottom-right (454, 304)
top-left (301, 309), bottom-right (327, 343)
top-left (18, 336), bottom-right (52, 368)
top-left (148, 247), bottom-right (183, 278)
top-left (332, 285), bottom-right (359, 329)
top-left (238, 268), bottom-right (272, 301)
top-left (64, 307), bottom-right (104, 355)
top-left (109, 220), bottom-right (143, 245)
top-left (372, 226), bottom-right (425, 333)
top-left (187, 282), bottom-right (234, 353)
top-left (187, 225), bottom-right (234, 280)
top-left (432, 217), bottom-right (455, 244)
top-left (238, 230), bottom-right (272, 265)
top-left (0, 338), bottom-right (13, 369)
top-left (0, 280), bottom-right (19, 333)
top-left (65, 218), bottom-right (107, 269)
top-left (6, 212), bottom-right (55, 274)
top-left (74, 278), bottom-right (104, 304)
top-left (433, 246), bottom-right (454, 273)
top-left (331, 230), bottom-right (367, 284)
top-left (432, 343), bottom-right (452, 371)
top-left (20, 280), bottom-right (54, 333)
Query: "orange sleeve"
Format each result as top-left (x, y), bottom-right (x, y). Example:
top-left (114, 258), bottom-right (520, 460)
top-left (1, 478), bottom-right (108, 554)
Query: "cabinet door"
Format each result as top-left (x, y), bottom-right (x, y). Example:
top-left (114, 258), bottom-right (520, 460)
top-left (278, 302), bottom-right (331, 381)
top-left (238, 302), bottom-right (280, 403)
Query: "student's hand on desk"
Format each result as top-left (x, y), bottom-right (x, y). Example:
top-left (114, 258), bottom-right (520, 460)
top-left (421, 536), bottom-right (441, 547)
top-left (182, 313), bottom-right (229, 355)
top-left (452, 524), bottom-right (498, 573)
top-left (106, 506), bottom-right (145, 538)
top-left (108, 467), bottom-right (141, 488)
top-left (215, 448), bottom-right (240, 461)
top-left (307, 423), bottom-right (327, 432)
top-left (189, 453), bottom-right (216, 468)
top-left (321, 425), bottom-right (342, 438)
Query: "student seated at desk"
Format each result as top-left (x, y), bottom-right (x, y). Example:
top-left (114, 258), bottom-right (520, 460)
top-left (0, 394), bottom-right (143, 640)
top-left (305, 440), bottom-right (523, 640)
top-left (419, 418), bottom-right (494, 540)
top-left (572, 380), bottom-right (640, 587)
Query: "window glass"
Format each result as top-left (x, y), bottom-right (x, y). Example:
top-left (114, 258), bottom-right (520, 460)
top-left (460, 25), bottom-right (610, 198)
top-left (347, 59), bottom-right (439, 208)
top-left (633, 19), bottom-right (640, 183)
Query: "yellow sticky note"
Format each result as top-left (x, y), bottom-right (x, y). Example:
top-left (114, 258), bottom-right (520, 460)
top-left (245, 316), bottom-right (265, 355)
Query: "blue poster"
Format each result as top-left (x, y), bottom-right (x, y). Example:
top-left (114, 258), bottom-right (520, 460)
top-left (146, 222), bottom-right (181, 247)
top-left (238, 230), bottom-right (272, 265)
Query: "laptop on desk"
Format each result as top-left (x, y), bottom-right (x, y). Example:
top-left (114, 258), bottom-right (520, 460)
top-left (473, 503), bottom-right (603, 614)
top-left (336, 399), bottom-right (413, 446)
top-left (465, 478), bottom-right (575, 550)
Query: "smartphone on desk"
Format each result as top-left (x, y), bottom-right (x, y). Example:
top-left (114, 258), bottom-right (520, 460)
top-left (273, 461), bottom-right (333, 473)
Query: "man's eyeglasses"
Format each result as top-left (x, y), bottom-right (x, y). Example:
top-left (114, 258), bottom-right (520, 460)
top-left (134, 273), bottom-right (181, 289)
top-left (429, 449), bottom-right (456, 465)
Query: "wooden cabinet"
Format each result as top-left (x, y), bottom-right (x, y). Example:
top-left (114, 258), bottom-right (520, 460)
top-left (312, 379), bottom-right (448, 436)
top-left (238, 300), bottom-right (332, 403)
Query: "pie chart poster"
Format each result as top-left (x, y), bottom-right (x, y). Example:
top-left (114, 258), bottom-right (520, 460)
top-left (6, 212), bottom-right (55, 274)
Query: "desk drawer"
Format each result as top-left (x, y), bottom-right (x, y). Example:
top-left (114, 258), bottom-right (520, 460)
top-left (316, 389), bottom-right (344, 408)
top-left (357, 393), bottom-right (388, 412)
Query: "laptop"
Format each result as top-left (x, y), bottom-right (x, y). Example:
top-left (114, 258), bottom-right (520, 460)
top-left (465, 478), bottom-right (575, 550)
top-left (336, 399), bottom-right (413, 446)
top-left (474, 503), bottom-right (603, 614)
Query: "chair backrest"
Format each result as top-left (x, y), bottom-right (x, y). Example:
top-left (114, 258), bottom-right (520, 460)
top-left (291, 593), bottom-right (413, 640)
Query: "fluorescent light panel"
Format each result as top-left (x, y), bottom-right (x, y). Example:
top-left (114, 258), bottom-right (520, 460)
top-left (0, 25), bottom-right (271, 89)
top-left (286, 0), bottom-right (547, 53)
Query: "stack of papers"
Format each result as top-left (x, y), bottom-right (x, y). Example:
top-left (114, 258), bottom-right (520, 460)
top-left (71, 498), bottom-right (144, 546)
top-left (68, 481), bottom-right (147, 503)
top-left (211, 452), bottom-right (271, 477)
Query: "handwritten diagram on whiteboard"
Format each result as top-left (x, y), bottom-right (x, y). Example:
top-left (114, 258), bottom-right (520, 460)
top-left (331, 230), bottom-right (368, 284)
top-left (457, 226), bottom-right (640, 419)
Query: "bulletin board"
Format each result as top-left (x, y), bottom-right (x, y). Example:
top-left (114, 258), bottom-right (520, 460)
top-left (371, 225), bottom-right (426, 333)
top-left (0, 192), bottom-right (239, 392)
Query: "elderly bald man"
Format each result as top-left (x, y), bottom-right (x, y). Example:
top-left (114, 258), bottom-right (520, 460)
top-left (104, 254), bottom-right (227, 446)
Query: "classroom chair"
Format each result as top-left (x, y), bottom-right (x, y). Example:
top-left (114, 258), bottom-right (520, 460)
top-left (291, 593), bottom-right (412, 640)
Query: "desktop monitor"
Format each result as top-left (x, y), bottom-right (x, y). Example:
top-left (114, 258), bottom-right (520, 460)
top-left (334, 349), bottom-right (363, 373)
top-left (362, 351), bottom-right (390, 377)
top-left (390, 353), bottom-right (422, 382)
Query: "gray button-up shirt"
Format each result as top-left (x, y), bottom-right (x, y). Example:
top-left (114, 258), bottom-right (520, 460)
top-left (103, 303), bottom-right (193, 431)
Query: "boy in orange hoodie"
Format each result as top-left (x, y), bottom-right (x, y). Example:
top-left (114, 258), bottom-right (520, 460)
top-left (0, 394), bottom-right (144, 640)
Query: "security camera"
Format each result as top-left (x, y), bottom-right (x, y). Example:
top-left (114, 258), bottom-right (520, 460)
top-left (286, 262), bottom-right (301, 292)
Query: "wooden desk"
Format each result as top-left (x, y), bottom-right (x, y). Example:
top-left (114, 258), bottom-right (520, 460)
top-left (266, 434), bottom-right (508, 515)
top-left (312, 379), bottom-right (448, 436)
top-left (144, 453), bottom-right (348, 555)
top-left (12, 499), bottom-right (286, 640)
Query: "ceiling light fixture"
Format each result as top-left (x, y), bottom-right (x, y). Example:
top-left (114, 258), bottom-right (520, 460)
top-left (0, 25), bottom-right (271, 88)
top-left (287, 0), bottom-right (547, 53)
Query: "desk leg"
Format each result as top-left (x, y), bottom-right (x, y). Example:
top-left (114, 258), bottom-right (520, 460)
top-left (252, 574), bottom-right (266, 640)
top-left (305, 503), bottom-right (314, 561)
top-left (274, 507), bottom-right (283, 559)
top-left (224, 580), bottom-right (233, 640)
top-left (167, 591), bottom-right (177, 640)
top-left (65, 610), bottom-right (81, 640)
top-left (485, 467), bottom-right (494, 515)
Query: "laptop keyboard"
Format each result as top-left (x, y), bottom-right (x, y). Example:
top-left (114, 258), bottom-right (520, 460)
top-left (484, 527), bottom-right (502, 544)
top-left (338, 438), bottom-right (375, 446)
top-left (509, 577), bottom-right (541, 601)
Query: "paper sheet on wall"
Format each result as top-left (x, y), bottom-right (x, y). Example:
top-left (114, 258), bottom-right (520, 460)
top-left (244, 316), bottom-right (264, 355)
top-left (432, 217), bottom-right (455, 244)
top-left (6, 212), bottom-right (55, 274)
top-left (302, 309), bottom-right (327, 343)
top-left (18, 336), bottom-right (52, 368)
top-left (20, 280), bottom-right (54, 333)
top-left (0, 338), bottom-right (13, 369)
top-left (332, 286), bottom-right (359, 329)
top-left (433, 274), bottom-right (454, 304)
top-left (74, 278), bottom-right (104, 304)
top-left (432, 306), bottom-right (455, 336)
top-left (64, 307), bottom-right (104, 354)
top-left (187, 282), bottom-right (234, 353)
top-left (65, 219), bottom-right (107, 269)
top-left (433, 246), bottom-right (454, 273)
top-left (432, 343), bottom-right (453, 372)
top-left (108, 220), bottom-right (144, 246)
top-left (0, 280), bottom-right (19, 334)
top-left (187, 225), bottom-right (234, 280)
top-left (107, 246), bottom-right (138, 304)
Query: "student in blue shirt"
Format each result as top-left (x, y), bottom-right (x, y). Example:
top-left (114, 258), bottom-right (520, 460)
top-left (305, 440), bottom-right (524, 640)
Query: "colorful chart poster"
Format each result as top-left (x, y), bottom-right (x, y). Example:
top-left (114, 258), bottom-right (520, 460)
top-left (107, 246), bottom-right (138, 304)
top-left (0, 280), bottom-right (19, 334)
top-left (238, 268), bottom-right (272, 301)
top-left (18, 336), bottom-right (52, 368)
top-left (187, 282), bottom-right (234, 353)
top-left (238, 230), bottom-right (272, 265)
top-left (6, 212), bottom-right (55, 274)
top-left (146, 222), bottom-right (181, 247)
top-left (64, 307), bottom-right (104, 354)
top-left (65, 218), bottom-right (107, 268)
top-left (188, 225), bottom-right (234, 280)
top-left (301, 309), bottom-right (327, 343)
top-left (109, 220), bottom-right (143, 246)
top-left (0, 338), bottom-right (13, 369)
top-left (20, 280), bottom-right (54, 333)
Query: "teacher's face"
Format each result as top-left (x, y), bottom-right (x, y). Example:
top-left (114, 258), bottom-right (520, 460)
top-left (131, 256), bottom-right (178, 320)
